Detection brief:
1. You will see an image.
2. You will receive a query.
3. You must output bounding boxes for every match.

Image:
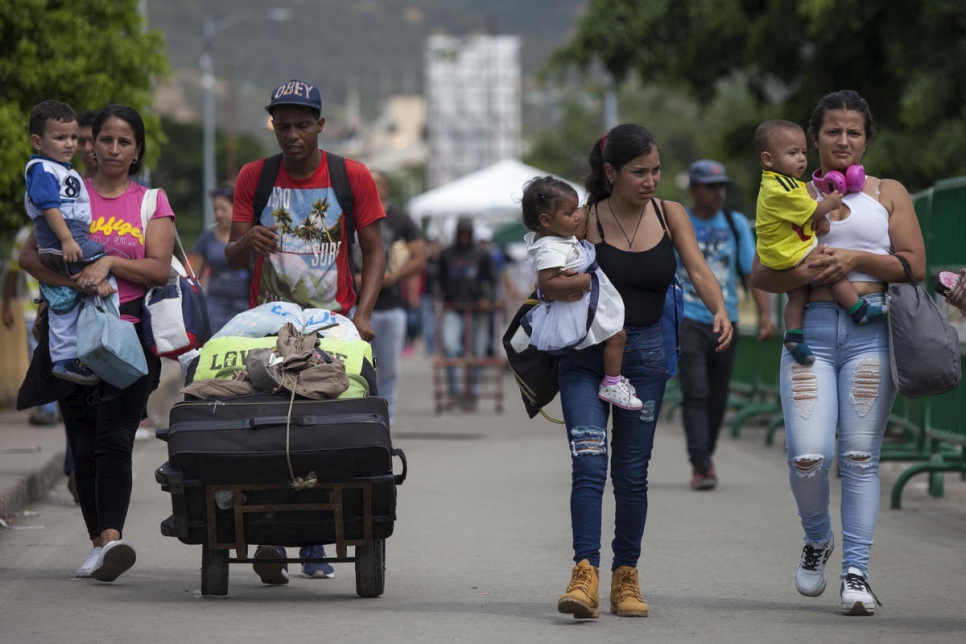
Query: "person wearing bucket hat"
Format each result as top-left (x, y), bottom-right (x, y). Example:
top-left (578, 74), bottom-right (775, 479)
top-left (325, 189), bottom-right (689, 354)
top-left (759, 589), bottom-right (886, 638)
top-left (226, 78), bottom-right (387, 584)
top-left (674, 160), bottom-right (774, 491)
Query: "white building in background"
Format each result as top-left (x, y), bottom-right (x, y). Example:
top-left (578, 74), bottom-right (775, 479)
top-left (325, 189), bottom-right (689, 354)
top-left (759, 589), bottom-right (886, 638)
top-left (354, 94), bottom-right (428, 173)
top-left (424, 34), bottom-right (522, 189)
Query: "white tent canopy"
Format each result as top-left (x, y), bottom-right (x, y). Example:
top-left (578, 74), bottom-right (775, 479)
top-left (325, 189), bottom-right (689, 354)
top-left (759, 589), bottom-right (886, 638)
top-left (407, 159), bottom-right (586, 226)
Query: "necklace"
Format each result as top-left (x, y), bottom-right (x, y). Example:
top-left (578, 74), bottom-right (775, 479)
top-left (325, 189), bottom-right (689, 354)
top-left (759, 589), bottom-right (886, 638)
top-left (607, 198), bottom-right (646, 252)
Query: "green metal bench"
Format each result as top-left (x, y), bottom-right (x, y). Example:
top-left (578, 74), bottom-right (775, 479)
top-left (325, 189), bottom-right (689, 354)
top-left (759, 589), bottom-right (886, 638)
top-left (730, 335), bottom-right (784, 439)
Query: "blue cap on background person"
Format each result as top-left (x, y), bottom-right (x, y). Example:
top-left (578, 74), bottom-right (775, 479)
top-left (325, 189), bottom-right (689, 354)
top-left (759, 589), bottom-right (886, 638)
top-left (265, 79), bottom-right (322, 115)
top-left (689, 159), bottom-right (732, 185)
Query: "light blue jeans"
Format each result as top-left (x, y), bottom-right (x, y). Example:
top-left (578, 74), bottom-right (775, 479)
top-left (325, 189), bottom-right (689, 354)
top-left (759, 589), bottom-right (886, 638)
top-left (558, 323), bottom-right (667, 571)
top-left (440, 309), bottom-right (491, 398)
top-left (370, 307), bottom-right (407, 423)
top-left (780, 293), bottom-right (895, 578)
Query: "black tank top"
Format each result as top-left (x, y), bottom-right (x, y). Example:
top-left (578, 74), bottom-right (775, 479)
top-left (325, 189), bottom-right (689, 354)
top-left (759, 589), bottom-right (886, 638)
top-left (595, 199), bottom-right (676, 327)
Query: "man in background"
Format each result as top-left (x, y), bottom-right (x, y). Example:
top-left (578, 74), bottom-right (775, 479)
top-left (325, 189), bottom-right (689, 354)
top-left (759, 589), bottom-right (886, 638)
top-left (227, 78), bottom-right (386, 583)
top-left (675, 159), bottom-right (774, 490)
top-left (437, 217), bottom-right (495, 409)
top-left (367, 169), bottom-right (425, 424)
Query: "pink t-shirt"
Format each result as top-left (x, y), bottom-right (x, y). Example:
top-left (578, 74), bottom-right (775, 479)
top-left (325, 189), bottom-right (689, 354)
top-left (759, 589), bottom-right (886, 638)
top-left (85, 179), bottom-right (175, 317)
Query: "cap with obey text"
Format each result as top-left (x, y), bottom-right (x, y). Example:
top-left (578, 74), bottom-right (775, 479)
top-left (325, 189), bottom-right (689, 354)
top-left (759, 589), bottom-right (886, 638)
top-left (688, 159), bottom-right (732, 185)
top-left (265, 79), bottom-right (322, 115)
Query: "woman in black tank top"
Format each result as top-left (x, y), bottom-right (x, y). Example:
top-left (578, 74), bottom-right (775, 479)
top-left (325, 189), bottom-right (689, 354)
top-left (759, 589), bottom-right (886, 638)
top-left (555, 124), bottom-right (733, 619)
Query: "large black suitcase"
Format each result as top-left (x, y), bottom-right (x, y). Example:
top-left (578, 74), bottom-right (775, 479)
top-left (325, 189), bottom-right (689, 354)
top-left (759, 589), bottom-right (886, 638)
top-left (155, 393), bottom-right (407, 596)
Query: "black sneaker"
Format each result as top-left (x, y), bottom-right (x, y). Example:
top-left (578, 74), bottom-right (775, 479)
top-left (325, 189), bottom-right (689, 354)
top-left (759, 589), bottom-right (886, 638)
top-left (253, 545), bottom-right (289, 584)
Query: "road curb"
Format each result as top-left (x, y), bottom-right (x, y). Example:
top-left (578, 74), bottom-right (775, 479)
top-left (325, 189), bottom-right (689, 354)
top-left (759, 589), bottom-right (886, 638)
top-left (0, 449), bottom-right (65, 523)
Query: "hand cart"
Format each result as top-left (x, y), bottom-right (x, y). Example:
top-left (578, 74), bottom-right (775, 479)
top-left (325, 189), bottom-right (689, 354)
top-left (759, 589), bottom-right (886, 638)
top-left (155, 394), bottom-right (407, 597)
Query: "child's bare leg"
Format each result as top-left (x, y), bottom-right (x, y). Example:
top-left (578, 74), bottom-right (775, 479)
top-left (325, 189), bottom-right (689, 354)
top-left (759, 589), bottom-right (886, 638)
top-left (783, 286), bottom-right (815, 365)
top-left (602, 328), bottom-right (627, 379)
top-left (827, 278), bottom-right (885, 324)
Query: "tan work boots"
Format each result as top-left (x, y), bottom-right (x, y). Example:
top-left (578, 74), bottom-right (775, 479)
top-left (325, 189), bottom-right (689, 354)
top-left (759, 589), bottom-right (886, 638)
top-left (610, 566), bottom-right (649, 617)
top-left (557, 559), bottom-right (600, 619)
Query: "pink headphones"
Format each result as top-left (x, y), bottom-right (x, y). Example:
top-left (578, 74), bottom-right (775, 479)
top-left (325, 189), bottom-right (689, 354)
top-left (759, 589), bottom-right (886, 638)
top-left (812, 165), bottom-right (866, 196)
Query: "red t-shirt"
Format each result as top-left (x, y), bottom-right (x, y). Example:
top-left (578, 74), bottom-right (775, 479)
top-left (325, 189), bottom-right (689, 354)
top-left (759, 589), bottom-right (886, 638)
top-left (233, 152), bottom-right (385, 313)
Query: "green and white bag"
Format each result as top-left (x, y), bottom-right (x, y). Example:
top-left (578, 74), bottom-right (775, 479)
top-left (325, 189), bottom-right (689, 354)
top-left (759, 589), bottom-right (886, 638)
top-left (190, 335), bottom-right (376, 399)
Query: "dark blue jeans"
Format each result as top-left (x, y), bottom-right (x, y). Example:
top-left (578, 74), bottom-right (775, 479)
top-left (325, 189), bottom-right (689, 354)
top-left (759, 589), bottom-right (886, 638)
top-left (558, 323), bottom-right (667, 571)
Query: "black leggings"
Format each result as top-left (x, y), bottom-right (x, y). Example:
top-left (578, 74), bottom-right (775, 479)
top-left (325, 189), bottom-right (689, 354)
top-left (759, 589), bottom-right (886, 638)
top-left (63, 340), bottom-right (160, 541)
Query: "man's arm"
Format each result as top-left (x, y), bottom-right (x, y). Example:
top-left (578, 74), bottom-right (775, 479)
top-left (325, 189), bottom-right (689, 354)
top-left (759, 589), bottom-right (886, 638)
top-left (353, 220), bottom-right (386, 341)
top-left (478, 249), bottom-right (496, 309)
top-left (752, 287), bottom-right (774, 341)
top-left (1, 270), bottom-right (17, 328)
top-left (391, 237), bottom-right (426, 285)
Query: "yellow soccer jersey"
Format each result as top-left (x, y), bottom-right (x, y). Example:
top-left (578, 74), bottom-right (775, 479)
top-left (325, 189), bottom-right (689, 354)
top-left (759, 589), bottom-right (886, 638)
top-left (755, 170), bottom-right (820, 270)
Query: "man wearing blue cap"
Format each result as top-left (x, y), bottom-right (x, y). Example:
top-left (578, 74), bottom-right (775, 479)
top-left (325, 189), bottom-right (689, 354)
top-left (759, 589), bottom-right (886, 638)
top-left (227, 79), bottom-right (385, 340)
top-left (226, 79), bottom-right (386, 583)
top-left (674, 160), bottom-right (773, 490)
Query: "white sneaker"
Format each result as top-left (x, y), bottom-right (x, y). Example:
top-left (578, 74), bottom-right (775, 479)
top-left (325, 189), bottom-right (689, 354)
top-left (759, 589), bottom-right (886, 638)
top-left (75, 546), bottom-right (103, 578)
top-left (841, 567), bottom-right (881, 616)
top-left (795, 533), bottom-right (834, 596)
top-left (91, 540), bottom-right (136, 582)
top-left (598, 377), bottom-right (643, 410)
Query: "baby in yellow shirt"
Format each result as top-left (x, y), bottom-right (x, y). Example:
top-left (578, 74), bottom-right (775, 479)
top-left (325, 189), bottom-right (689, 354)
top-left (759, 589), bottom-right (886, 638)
top-left (754, 120), bottom-right (884, 365)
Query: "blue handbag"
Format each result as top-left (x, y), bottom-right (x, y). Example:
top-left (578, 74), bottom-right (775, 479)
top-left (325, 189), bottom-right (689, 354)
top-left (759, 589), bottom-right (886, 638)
top-left (653, 198), bottom-right (684, 379)
top-left (661, 275), bottom-right (684, 379)
top-left (77, 295), bottom-right (148, 389)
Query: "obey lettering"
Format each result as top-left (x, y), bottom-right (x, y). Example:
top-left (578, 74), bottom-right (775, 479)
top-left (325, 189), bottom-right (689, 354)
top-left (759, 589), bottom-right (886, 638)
top-left (273, 81), bottom-right (315, 100)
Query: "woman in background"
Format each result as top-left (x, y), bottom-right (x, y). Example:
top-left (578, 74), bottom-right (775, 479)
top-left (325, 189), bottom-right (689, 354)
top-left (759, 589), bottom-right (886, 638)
top-left (192, 184), bottom-right (252, 333)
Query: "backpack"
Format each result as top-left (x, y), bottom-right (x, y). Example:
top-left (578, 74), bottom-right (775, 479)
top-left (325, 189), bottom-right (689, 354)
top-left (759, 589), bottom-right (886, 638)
top-left (252, 152), bottom-right (357, 286)
top-left (503, 294), bottom-right (561, 421)
top-left (722, 209), bottom-right (750, 293)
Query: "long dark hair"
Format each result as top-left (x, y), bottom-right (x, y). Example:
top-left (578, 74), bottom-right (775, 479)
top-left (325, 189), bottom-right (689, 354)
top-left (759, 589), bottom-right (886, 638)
top-left (807, 90), bottom-right (876, 146)
top-left (92, 104), bottom-right (147, 176)
top-left (584, 123), bottom-right (659, 207)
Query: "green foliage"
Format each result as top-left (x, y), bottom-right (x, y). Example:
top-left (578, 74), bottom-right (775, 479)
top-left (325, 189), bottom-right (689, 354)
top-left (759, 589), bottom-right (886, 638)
top-left (0, 0), bottom-right (169, 236)
top-left (525, 78), bottom-right (772, 211)
top-left (544, 0), bottom-right (966, 193)
top-left (150, 117), bottom-right (267, 248)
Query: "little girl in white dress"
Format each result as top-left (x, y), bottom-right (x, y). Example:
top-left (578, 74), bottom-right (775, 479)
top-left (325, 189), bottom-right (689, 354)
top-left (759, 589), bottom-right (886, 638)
top-left (520, 176), bottom-right (642, 410)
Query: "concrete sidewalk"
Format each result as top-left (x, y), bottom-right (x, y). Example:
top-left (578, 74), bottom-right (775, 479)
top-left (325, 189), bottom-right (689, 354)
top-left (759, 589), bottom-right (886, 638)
top-left (0, 359), bottom-right (183, 522)
top-left (2, 349), bottom-right (966, 641)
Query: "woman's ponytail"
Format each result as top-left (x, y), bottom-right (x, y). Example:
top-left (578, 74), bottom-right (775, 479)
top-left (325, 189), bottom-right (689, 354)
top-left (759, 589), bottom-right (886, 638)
top-left (584, 137), bottom-right (610, 207)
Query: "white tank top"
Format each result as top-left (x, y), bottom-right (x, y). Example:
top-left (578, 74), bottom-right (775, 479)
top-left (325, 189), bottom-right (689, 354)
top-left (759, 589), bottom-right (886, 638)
top-left (815, 182), bottom-right (892, 283)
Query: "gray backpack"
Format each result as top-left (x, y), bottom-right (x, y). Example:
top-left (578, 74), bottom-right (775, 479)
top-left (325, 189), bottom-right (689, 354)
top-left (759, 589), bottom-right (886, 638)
top-left (886, 255), bottom-right (961, 398)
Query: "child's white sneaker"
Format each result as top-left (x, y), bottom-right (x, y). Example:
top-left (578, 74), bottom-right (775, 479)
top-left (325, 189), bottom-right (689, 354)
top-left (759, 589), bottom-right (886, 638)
top-left (598, 377), bottom-right (643, 410)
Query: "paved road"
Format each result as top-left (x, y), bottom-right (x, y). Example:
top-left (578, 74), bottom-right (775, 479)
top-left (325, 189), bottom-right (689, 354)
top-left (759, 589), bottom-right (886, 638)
top-left (1, 352), bottom-right (965, 643)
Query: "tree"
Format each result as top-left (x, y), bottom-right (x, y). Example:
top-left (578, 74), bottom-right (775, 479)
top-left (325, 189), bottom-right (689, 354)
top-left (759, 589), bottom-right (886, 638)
top-left (525, 77), bottom-right (772, 209)
top-left (544, 0), bottom-right (966, 192)
top-left (0, 0), bottom-right (169, 236)
top-left (150, 116), bottom-right (267, 248)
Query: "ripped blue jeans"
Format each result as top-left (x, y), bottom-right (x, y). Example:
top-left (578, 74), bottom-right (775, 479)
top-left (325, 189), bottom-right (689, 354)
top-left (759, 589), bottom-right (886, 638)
top-left (558, 323), bottom-right (667, 571)
top-left (780, 294), bottom-right (895, 577)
